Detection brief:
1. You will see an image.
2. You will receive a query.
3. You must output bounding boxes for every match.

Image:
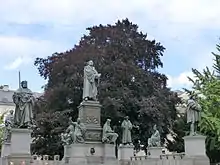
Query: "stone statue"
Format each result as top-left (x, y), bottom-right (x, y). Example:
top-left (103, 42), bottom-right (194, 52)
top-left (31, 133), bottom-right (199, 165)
top-left (3, 110), bottom-right (14, 142)
top-left (71, 118), bottom-right (86, 143)
top-left (83, 60), bottom-right (101, 101)
top-left (61, 118), bottom-right (75, 145)
top-left (186, 95), bottom-right (201, 136)
top-left (121, 116), bottom-right (133, 145)
top-left (12, 81), bottom-right (34, 128)
top-left (102, 119), bottom-right (118, 144)
top-left (148, 125), bottom-right (161, 147)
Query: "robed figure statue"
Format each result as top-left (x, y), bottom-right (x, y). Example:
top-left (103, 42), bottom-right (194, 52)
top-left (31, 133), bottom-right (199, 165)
top-left (121, 116), bottom-right (133, 145)
top-left (186, 95), bottom-right (201, 136)
top-left (83, 60), bottom-right (101, 101)
top-left (13, 81), bottom-right (34, 128)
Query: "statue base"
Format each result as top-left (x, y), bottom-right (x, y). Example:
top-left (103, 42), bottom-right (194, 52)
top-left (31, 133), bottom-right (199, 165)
top-left (63, 143), bottom-right (117, 164)
top-left (5, 129), bottom-right (32, 165)
top-left (183, 135), bottom-right (207, 157)
top-left (148, 147), bottom-right (164, 158)
top-left (118, 144), bottom-right (134, 164)
top-left (78, 100), bottom-right (102, 142)
top-left (1, 142), bottom-right (11, 157)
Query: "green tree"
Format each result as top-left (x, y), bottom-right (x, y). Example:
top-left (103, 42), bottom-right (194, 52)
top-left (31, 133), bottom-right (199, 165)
top-left (186, 42), bottom-right (220, 163)
top-left (33, 19), bottom-right (180, 156)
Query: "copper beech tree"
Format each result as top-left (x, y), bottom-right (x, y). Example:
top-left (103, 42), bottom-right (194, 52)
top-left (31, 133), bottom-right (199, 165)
top-left (33, 19), bottom-right (180, 156)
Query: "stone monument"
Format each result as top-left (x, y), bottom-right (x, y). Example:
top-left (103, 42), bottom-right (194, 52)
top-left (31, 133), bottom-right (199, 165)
top-left (118, 116), bottom-right (134, 164)
top-left (183, 95), bottom-right (209, 164)
top-left (2, 81), bottom-right (35, 165)
top-left (147, 124), bottom-right (164, 158)
top-left (62, 60), bottom-right (118, 164)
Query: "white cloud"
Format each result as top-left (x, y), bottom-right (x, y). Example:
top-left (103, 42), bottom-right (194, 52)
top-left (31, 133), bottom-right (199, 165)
top-left (0, 36), bottom-right (69, 69)
top-left (167, 71), bottom-right (195, 89)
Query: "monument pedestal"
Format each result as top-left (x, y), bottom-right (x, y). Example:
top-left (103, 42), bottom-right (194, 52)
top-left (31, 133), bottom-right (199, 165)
top-left (148, 147), bottom-right (164, 158)
top-left (63, 143), bottom-right (86, 164)
top-left (183, 135), bottom-right (210, 165)
top-left (1, 142), bottom-right (11, 157)
top-left (78, 101), bottom-right (102, 142)
top-left (118, 144), bottom-right (134, 164)
top-left (7, 128), bottom-right (32, 165)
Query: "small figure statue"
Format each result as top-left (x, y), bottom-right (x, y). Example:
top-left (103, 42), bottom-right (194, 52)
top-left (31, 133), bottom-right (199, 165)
top-left (186, 95), bottom-right (201, 136)
top-left (102, 119), bottom-right (118, 144)
top-left (83, 60), bottom-right (101, 101)
top-left (121, 116), bottom-right (133, 145)
top-left (13, 81), bottom-right (34, 128)
top-left (148, 125), bottom-right (161, 147)
top-left (3, 110), bottom-right (14, 142)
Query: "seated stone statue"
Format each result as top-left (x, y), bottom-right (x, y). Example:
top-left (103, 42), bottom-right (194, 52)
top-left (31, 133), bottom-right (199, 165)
top-left (71, 118), bottom-right (86, 143)
top-left (148, 124), bottom-right (161, 147)
top-left (102, 119), bottom-right (118, 144)
top-left (61, 118), bottom-right (75, 145)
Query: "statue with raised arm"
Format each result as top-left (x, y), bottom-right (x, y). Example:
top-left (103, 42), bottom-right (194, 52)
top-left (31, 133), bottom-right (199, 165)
top-left (187, 95), bottom-right (201, 136)
top-left (3, 110), bottom-right (14, 142)
top-left (61, 118), bottom-right (75, 145)
top-left (102, 119), bottom-right (118, 144)
top-left (83, 60), bottom-right (101, 101)
top-left (121, 116), bottom-right (133, 145)
top-left (148, 125), bottom-right (161, 147)
top-left (13, 81), bottom-right (34, 128)
top-left (71, 118), bottom-right (86, 143)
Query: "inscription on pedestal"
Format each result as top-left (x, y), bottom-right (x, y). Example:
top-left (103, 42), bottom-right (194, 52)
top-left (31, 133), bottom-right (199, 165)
top-left (85, 131), bottom-right (102, 141)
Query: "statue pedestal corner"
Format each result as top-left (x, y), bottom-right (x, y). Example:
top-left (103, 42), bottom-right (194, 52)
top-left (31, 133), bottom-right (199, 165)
top-left (1, 142), bottom-right (11, 158)
top-left (6, 129), bottom-right (32, 165)
top-left (118, 144), bottom-right (134, 164)
top-left (148, 147), bottom-right (164, 159)
top-left (183, 135), bottom-right (207, 157)
top-left (10, 128), bottom-right (32, 155)
top-left (63, 143), bottom-right (86, 164)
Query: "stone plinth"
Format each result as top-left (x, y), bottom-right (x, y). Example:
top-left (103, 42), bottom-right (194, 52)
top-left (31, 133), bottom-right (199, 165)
top-left (7, 129), bottom-right (32, 165)
top-left (10, 129), bottom-right (32, 155)
top-left (78, 101), bottom-right (102, 142)
top-left (118, 144), bottom-right (134, 164)
top-left (63, 143), bottom-right (86, 164)
top-left (148, 147), bottom-right (164, 158)
top-left (1, 142), bottom-right (11, 157)
top-left (183, 135), bottom-right (207, 157)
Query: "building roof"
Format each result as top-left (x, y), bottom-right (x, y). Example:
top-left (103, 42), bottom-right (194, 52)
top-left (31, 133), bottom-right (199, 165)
top-left (0, 89), bottom-right (43, 105)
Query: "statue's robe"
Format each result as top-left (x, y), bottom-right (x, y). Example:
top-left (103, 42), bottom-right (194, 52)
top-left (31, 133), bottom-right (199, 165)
top-left (13, 88), bottom-right (34, 127)
top-left (121, 120), bottom-right (132, 144)
top-left (83, 65), bottom-right (99, 100)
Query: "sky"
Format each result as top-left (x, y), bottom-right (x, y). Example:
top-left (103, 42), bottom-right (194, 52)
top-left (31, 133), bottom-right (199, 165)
top-left (0, 0), bottom-right (219, 92)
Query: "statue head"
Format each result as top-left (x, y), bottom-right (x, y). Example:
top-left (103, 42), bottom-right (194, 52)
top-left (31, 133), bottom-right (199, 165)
top-left (87, 60), bottom-right (94, 66)
top-left (77, 118), bottom-right (81, 123)
top-left (124, 116), bottom-right (129, 121)
top-left (106, 119), bottom-right (111, 125)
top-left (21, 81), bottom-right (28, 89)
top-left (153, 124), bottom-right (157, 131)
top-left (9, 110), bottom-right (13, 115)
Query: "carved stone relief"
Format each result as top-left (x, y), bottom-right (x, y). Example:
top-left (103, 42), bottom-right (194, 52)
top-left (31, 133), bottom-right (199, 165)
top-left (86, 116), bottom-right (99, 124)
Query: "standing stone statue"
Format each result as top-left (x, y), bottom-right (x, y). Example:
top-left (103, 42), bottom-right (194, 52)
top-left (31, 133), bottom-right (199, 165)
top-left (148, 125), bottom-right (161, 147)
top-left (102, 119), bottom-right (118, 144)
top-left (3, 110), bottom-right (14, 142)
top-left (186, 95), bottom-right (201, 136)
top-left (83, 60), bottom-right (101, 101)
top-left (121, 116), bottom-right (133, 145)
top-left (12, 81), bottom-right (34, 128)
